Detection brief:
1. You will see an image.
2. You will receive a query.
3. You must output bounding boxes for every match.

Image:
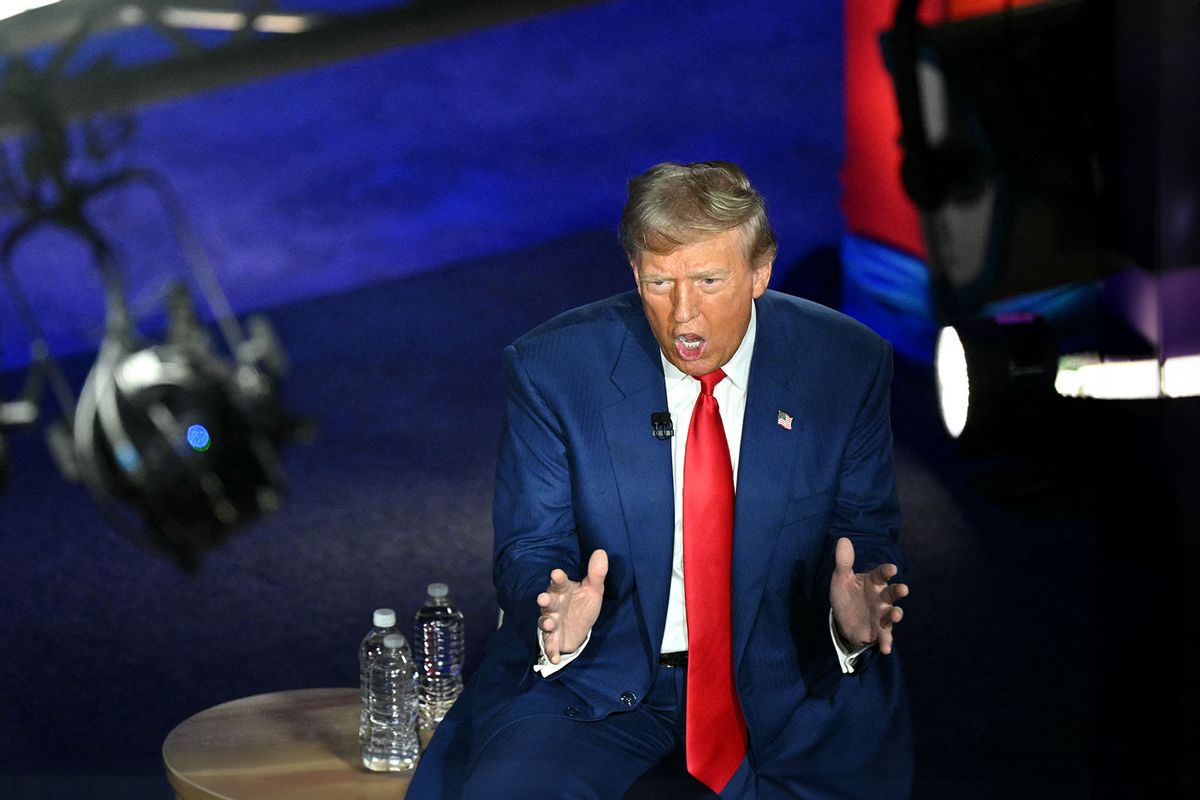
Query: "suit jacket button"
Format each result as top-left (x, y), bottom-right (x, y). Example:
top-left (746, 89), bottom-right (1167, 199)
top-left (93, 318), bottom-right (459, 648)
top-left (620, 691), bottom-right (636, 707)
top-left (564, 706), bottom-right (580, 718)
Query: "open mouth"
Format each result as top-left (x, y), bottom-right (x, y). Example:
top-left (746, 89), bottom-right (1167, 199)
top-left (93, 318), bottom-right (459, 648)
top-left (674, 334), bottom-right (705, 362)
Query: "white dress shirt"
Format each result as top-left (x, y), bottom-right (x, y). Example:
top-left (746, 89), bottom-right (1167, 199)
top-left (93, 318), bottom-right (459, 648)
top-left (536, 304), bottom-right (867, 675)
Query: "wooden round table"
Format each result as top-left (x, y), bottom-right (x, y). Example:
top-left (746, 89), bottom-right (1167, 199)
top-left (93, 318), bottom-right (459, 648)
top-left (163, 687), bottom-right (431, 800)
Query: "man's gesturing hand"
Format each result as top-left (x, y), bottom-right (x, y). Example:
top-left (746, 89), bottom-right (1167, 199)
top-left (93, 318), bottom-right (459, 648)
top-left (537, 549), bottom-right (608, 664)
top-left (830, 537), bottom-right (908, 654)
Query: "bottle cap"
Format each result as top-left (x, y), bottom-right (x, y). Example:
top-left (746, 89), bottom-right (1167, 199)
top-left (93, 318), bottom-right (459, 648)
top-left (383, 634), bottom-right (406, 649)
top-left (427, 583), bottom-right (449, 599)
top-left (373, 608), bottom-right (396, 627)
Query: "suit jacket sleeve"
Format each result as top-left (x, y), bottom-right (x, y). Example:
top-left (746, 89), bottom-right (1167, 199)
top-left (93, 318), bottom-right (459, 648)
top-left (816, 338), bottom-right (904, 678)
top-left (492, 343), bottom-right (581, 663)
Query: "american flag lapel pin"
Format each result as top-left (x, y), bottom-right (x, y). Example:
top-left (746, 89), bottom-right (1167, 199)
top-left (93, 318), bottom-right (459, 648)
top-left (776, 410), bottom-right (793, 430)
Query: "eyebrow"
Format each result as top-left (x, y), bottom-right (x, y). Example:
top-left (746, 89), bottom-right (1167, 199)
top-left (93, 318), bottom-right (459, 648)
top-left (639, 267), bottom-right (732, 280)
top-left (688, 267), bottom-right (731, 279)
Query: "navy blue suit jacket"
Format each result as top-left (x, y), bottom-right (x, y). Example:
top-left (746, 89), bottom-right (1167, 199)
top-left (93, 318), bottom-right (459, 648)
top-left (413, 290), bottom-right (912, 798)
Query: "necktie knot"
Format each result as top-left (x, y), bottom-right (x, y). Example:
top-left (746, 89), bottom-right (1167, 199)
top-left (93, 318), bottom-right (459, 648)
top-left (698, 369), bottom-right (727, 397)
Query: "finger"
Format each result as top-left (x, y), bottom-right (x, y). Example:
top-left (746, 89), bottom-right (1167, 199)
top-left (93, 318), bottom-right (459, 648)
top-left (877, 604), bottom-right (895, 628)
top-left (877, 628), bottom-right (893, 655)
top-left (890, 606), bottom-right (904, 625)
top-left (540, 615), bottom-right (556, 633)
top-left (869, 563), bottom-right (898, 584)
top-left (883, 583), bottom-right (909, 604)
top-left (548, 568), bottom-right (569, 589)
top-left (586, 549), bottom-right (609, 588)
top-left (540, 621), bottom-right (560, 662)
top-left (834, 537), bottom-right (855, 574)
top-left (537, 592), bottom-right (552, 608)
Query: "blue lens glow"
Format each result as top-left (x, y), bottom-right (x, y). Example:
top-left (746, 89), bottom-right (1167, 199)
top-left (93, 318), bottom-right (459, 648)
top-left (187, 424), bottom-right (212, 452)
top-left (114, 441), bottom-right (140, 472)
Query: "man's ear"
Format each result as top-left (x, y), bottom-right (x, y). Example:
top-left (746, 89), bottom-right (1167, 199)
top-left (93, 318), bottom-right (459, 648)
top-left (751, 257), bottom-right (773, 298)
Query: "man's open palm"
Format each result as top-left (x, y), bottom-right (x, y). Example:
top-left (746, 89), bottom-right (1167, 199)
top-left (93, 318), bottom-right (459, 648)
top-left (537, 549), bottom-right (608, 663)
top-left (829, 537), bottom-right (908, 654)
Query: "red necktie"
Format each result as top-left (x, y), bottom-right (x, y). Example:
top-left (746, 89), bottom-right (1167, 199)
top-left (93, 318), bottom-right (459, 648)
top-left (683, 368), bottom-right (748, 793)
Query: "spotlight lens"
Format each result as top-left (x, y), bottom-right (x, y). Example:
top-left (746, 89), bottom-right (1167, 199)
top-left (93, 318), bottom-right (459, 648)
top-left (114, 441), bottom-right (141, 472)
top-left (935, 326), bottom-right (969, 438)
top-left (187, 424), bottom-right (212, 452)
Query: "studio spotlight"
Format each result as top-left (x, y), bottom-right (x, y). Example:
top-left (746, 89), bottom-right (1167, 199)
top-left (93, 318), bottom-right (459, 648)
top-left (3, 209), bottom-right (298, 568)
top-left (934, 325), bottom-right (970, 440)
top-left (69, 287), bottom-right (294, 569)
top-left (934, 313), bottom-right (1059, 454)
top-left (1, 31), bottom-right (302, 567)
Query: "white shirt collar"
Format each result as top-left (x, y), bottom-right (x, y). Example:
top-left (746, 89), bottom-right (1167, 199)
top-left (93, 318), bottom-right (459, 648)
top-left (659, 300), bottom-right (756, 391)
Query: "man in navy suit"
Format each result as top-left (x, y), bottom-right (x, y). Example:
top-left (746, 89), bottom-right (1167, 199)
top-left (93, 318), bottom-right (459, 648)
top-left (409, 161), bottom-right (911, 799)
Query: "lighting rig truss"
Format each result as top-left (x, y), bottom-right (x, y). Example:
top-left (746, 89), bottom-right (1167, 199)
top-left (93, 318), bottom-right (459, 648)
top-left (0, 0), bottom-right (597, 138)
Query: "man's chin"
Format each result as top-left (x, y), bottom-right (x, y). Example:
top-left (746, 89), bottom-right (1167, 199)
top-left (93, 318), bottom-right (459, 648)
top-left (669, 356), bottom-right (716, 377)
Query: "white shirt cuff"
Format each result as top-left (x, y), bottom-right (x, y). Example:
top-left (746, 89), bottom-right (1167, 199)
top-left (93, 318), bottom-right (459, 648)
top-left (829, 609), bottom-right (872, 674)
top-left (533, 627), bottom-right (592, 677)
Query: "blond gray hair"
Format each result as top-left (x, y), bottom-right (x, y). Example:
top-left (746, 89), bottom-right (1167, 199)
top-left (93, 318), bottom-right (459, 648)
top-left (619, 161), bottom-right (777, 266)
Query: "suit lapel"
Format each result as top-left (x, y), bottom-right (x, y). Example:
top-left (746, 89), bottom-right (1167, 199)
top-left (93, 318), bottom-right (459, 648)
top-left (732, 295), bottom-right (806, 666)
top-left (599, 304), bottom-right (674, 660)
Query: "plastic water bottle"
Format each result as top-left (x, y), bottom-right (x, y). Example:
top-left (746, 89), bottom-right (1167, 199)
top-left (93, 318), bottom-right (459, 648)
top-left (358, 608), bottom-right (396, 743)
top-left (362, 633), bottom-right (419, 771)
top-left (414, 582), bottom-right (465, 731)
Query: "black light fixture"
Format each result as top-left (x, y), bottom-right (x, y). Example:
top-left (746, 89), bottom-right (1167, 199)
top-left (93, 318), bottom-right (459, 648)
top-left (934, 313), bottom-right (1059, 454)
top-left (68, 284), bottom-right (293, 567)
top-left (888, 0), bottom-right (1109, 319)
top-left (2, 225), bottom-right (298, 569)
top-left (1, 37), bottom-right (300, 567)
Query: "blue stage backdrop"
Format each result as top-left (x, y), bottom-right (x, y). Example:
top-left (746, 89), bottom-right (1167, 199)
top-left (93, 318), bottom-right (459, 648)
top-left (0, 0), bottom-right (842, 370)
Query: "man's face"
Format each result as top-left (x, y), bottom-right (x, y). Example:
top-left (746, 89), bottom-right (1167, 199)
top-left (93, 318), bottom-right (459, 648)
top-left (633, 227), bottom-right (772, 377)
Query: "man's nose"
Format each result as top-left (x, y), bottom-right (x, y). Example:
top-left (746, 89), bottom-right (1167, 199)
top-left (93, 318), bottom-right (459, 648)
top-left (671, 284), bottom-right (696, 323)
